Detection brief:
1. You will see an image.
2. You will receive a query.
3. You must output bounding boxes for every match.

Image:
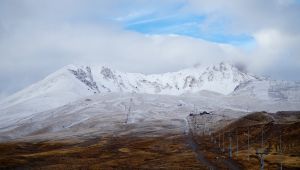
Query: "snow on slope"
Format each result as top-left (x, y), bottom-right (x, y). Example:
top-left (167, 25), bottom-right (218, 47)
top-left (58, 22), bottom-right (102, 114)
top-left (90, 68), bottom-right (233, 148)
top-left (1, 91), bottom-right (299, 142)
top-left (0, 93), bottom-right (260, 141)
top-left (232, 80), bottom-right (300, 102)
top-left (1, 62), bottom-right (300, 141)
top-left (0, 62), bottom-right (258, 118)
top-left (83, 62), bottom-right (258, 95)
top-left (0, 65), bottom-right (96, 128)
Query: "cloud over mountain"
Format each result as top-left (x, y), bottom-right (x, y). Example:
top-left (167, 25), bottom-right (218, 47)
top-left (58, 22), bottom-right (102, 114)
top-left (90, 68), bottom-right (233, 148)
top-left (0, 0), bottom-right (299, 98)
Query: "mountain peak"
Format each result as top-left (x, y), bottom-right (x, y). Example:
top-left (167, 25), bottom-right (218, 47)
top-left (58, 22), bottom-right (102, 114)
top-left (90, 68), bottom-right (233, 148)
top-left (64, 62), bottom-right (257, 95)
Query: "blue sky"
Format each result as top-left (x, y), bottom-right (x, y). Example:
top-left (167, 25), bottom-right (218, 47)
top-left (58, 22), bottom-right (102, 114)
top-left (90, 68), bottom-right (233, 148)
top-left (117, 3), bottom-right (255, 46)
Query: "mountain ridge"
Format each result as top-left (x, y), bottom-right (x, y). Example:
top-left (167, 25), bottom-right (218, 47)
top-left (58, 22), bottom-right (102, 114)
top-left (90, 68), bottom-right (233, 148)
top-left (0, 62), bottom-right (300, 141)
top-left (0, 62), bottom-right (299, 124)
top-left (66, 62), bottom-right (260, 96)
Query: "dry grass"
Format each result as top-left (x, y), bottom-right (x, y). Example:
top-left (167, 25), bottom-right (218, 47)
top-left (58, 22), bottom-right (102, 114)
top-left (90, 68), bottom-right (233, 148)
top-left (200, 112), bottom-right (300, 170)
top-left (1, 111), bottom-right (299, 170)
top-left (0, 134), bottom-right (207, 169)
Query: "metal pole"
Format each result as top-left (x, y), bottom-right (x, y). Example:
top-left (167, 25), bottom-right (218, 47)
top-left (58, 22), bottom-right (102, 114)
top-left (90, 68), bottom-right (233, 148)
top-left (260, 154), bottom-right (264, 170)
top-left (236, 129), bottom-right (239, 158)
top-left (193, 104), bottom-right (195, 114)
top-left (222, 131), bottom-right (225, 152)
top-left (280, 133), bottom-right (282, 170)
top-left (219, 133), bottom-right (221, 148)
top-left (203, 122), bottom-right (206, 136)
top-left (126, 98), bottom-right (133, 124)
top-left (193, 116), bottom-right (196, 135)
top-left (229, 136), bottom-right (232, 158)
top-left (261, 126), bottom-right (264, 148)
top-left (248, 126), bottom-right (250, 161)
top-left (280, 134), bottom-right (282, 153)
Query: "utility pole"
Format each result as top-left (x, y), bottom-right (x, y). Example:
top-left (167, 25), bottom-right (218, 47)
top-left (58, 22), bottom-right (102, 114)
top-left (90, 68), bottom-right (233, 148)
top-left (214, 135), bottom-right (217, 144)
top-left (229, 136), bottom-right (232, 158)
top-left (280, 134), bottom-right (282, 153)
top-left (219, 133), bottom-right (221, 148)
top-left (193, 115), bottom-right (197, 135)
top-left (227, 132), bottom-right (233, 159)
top-left (210, 129), bottom-right (213, 142)
top-left (248, 126), bottom-right (250, 161)
top-left (193, 104), bottom-right (196, 114)
top-left (222, 130), bottom-right (225, 152)
top-left (125, 98), bottom-right (133, 124)
top-left (255, 125), bottom-right (268, 170)
top-left (236, 129), bottom-right (239, 158)
top-left (280, 132), bottom-right (283, 170)
top-left (261, 125), bottom-right (264, 148)
top-left (203, 122), bottom-right (206, 136)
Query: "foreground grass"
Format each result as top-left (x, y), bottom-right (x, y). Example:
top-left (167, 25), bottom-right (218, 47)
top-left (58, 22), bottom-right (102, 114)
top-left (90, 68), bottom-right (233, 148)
top-left (0, 134), bottom-right (206, 169)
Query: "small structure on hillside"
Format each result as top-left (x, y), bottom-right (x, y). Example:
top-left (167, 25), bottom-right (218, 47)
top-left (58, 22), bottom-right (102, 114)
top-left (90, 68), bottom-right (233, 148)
top-left (200, 111), bottom-right (210, 115)
top-left (187, 111), bottom-right (213, 136)
top-left (189, 111), bottom-right (211, 116)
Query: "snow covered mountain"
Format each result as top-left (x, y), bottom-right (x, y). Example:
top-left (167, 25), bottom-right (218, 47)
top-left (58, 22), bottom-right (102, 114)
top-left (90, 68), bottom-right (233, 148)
top-left (0, 62), bottom-right (300, 141)
top-left (68, 62), bottom-right (258, 95)
top-left (0, 62), bottom-right (257, 112)
top-left (1, 62), bottom-right (299, 117)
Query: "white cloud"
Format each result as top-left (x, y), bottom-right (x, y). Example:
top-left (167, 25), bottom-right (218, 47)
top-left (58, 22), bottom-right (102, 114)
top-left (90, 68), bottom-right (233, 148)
top-left (0, 20), bottom-right (243, 95)
top-left (0, 0), bottom-right (299, 97)
top-left (185, 0), bottom-right (300, 33)
top-left (184, 0), bottom-right (300, 77)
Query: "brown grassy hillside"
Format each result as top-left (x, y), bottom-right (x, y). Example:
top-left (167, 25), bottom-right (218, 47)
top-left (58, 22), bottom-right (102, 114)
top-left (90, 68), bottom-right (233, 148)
top-left (192, 111), bottom-right (300, 170)
top-left (0, 134), bottom-right (207, 169)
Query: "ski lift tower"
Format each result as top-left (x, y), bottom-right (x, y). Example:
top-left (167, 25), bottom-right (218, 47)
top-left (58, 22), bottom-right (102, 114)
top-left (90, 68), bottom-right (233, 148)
top-left (225, 131), bottom-right (235, 159)
top-left (256, 148), bottom-right (269, 170)
top-left (256, 124), bottom-right (269, 170)
top-left (125, 98), bottom-right (133, 124)
top-left (244, 127), bottom-right (251, 161)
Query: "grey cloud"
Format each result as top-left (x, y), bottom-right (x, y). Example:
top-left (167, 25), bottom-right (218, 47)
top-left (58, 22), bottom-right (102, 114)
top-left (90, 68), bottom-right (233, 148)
top-left (0, 0), bottom-right (299, 98)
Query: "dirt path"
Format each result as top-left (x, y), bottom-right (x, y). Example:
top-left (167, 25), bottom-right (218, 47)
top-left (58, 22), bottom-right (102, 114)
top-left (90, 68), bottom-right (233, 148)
top-left (222, 159), bottom-right (241, 170)
top-left (184, 118), bottom-right (241, 170)
top-left (186, 132), bottom-right (242, 170)
top-left (186, 132), bottom-right (217, 170)
top-left (183, 118), bottom-right (217, 169)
